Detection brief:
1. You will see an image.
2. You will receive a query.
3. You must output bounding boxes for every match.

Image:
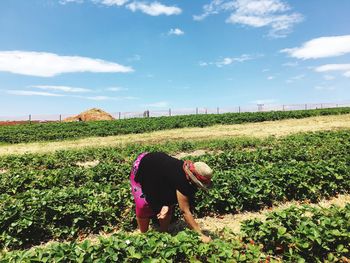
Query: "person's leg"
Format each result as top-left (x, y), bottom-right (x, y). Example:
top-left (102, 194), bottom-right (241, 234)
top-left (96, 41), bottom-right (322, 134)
top-left (158, 206), bottom-right (173, 232)
top-left (136, 217), bottom-right (150, 233)
top-left (130, 153), bottom-right (154, 233)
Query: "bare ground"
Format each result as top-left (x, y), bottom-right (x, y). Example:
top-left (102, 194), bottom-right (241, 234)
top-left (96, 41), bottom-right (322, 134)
top-left (196, 194), bottom-right (350, 235)
top-left (75, 160), bottom-right (100, 168)
top-left (0, 114), bottom-right (349, 156)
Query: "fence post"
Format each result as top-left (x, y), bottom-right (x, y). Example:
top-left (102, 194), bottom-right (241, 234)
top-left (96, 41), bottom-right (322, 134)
top-left (118, 112), bottom-right (121, 119)
top-left (305, 104), bottom-right (307, 110)
top-left (196, 107), bottom-right (198, 115)
top-left (217, 107), bottom-right (219, 114)
top-left (282, 105), bottom-right (285, 111)
top-left (321, 103), bottom-right (323, 109)
top-left (29, 114), bottom-right (31, 124)
top-left (205, 108), bottom-right (207, 114)
top-left (257, 104), bottom-right (264, 112)
top-left (59, 114), bottom-right (62, 122)
top-left (238, 106), bottom-right (241, 113)
top-left (169, 108), bottom-right (171, 116)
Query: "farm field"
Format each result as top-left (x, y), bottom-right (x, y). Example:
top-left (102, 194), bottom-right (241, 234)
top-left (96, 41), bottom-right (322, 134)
top-left (3, 0), bottom-right (350, 261)
top-left (0, 107), bottom-right (349, 145)
top-left (0, 111), bottom-right (349, 262)
top-left (0, 112), bottom-right (350, 156)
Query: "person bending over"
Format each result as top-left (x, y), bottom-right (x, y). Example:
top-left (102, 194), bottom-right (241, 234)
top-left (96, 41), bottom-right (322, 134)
top-left (130, 152), bottom-right (213, 243)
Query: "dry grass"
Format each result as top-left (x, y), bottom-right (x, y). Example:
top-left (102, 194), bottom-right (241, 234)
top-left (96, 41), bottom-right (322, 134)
top-left (173, 149), bottom-right (208, 159)
top-left (0, 113), bottom-right (349, 156)
top-left (75, 160), bottom-right (100, 168)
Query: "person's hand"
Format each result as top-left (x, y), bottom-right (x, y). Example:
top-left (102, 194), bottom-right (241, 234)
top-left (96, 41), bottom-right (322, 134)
top-left (157, 206), bottom-right (169, 219)
top-left (200, 234), bottom-right (212, 243)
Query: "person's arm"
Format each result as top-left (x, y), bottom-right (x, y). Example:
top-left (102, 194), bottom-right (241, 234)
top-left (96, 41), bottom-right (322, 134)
top-left (176, 190), bottom-right (211, 243)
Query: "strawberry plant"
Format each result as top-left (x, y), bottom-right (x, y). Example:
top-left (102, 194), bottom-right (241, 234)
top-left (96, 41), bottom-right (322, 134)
top-left (0, 130), bottom-right (349, 251)
top-left (241, 204), bottom-right (350, 262)
top-left (0, 230), bottom-right (270, 262)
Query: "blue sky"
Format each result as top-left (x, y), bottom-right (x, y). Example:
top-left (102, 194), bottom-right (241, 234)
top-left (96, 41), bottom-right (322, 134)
top-left (0, 0), bottom-right (350, 116)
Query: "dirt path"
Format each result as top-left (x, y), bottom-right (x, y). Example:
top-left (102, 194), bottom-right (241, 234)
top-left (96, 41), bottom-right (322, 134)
top-left (196, 194), bottom-right (350, 235)
top-left (0, 114), bottom-right (349, 156)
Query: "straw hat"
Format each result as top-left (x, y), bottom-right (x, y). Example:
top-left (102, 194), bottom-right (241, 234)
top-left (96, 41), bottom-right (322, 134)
top-left (194, 162), bottom-right (213, 180)
top-left (183, 161), bottom-right (213, 190)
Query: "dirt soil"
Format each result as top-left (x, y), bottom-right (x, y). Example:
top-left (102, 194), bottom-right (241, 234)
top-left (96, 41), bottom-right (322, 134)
top-left (195, 194), bottom-right (350, 235)
top-left (1, 114), bottom-right (349, 156)
top-left (75, 160), bottom-right (100, 168)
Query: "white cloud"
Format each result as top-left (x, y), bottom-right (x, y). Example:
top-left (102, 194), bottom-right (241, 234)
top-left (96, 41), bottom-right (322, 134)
top-left (145, 101), bottom-right (169, 108)
top-left (95, 0), bottom-right (129, 6)
top-left (282, 61), bottom-right (298, 67)
top-left (216, 57), bottom-right (234, 67)
top-left (194, 0), bottom-right (303, 37)
top-left (83, 95), bottom-right (137, 100)
top-left (233, 0), bottom-right (289, 15)
top-left (106, 86), bottom-right (128, 91)
top-left (6, 88), bottom-right (137, 101)
top-left (59, 0), bottom-right (83, 4)
top-left (315, 64), bottom-right (350, 78)
top-left (0, 51), bottom-right (133, 77)
top-left (315, 64), bottom-right (350, 72)
top-left (7, 90), bottom-right (65, 97)
top-left (62, 0), bottom-right (129, 6)
top-left (227, 13), bottom-right (302, 37)
top-left (31, 85), bottom-right (92, 93)
top-left (168, 28), bottom-right (184, 36)
top-left (281, 35), bottom-right (350, 59)
top-left (126, 2), bottom-right (181, 16)
top-left (201, 54), bottom-right (259, 68)
top-left (193, 0), bottom-right (237, 21)
top-left (267, 76), bottom-right (275, 80)
top-left (61, 0), bottom-right (181, 17)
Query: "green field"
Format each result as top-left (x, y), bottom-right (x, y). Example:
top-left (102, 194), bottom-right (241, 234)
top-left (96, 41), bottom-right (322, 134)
top-left (0, 111), bottom-right (349, 262)
top-left (0, 107), bottom-right (349, 144)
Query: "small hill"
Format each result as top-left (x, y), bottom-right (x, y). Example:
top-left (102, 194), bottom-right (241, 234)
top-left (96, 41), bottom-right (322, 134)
top-left (64, 108), bottom-right (115, 122)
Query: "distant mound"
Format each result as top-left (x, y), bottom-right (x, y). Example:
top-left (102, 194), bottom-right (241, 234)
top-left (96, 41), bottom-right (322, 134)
top-left (64, 108), bottom-right (115, 122)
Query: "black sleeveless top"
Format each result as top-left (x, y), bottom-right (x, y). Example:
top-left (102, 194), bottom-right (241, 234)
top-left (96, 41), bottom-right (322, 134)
top-left (135, 152), bottom-right (197, 213)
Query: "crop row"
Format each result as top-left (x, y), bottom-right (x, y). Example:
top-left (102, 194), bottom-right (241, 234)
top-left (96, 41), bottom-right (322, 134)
top-left (241, 204), bottom-right (350, 262)
top-left (0, 230), bottom-right (267, 263)
top-left (0, 130), bottom-right (349, 250)
top-left (1, 128), bottom-right (348, 170)
top-left (1, 204), bottom-right (349, 262)
top-left (0, 107), bottom-right (349, 144)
